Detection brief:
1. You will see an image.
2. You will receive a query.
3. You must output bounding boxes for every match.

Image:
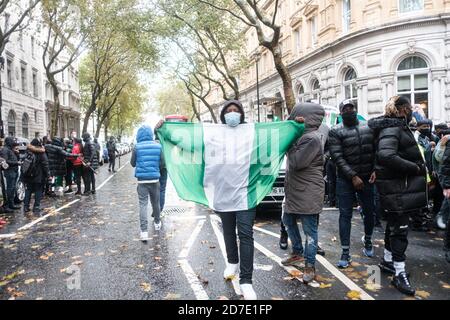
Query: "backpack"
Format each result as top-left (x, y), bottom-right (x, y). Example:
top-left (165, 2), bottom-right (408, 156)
top-left (21, 152), bottom-right (38, 179)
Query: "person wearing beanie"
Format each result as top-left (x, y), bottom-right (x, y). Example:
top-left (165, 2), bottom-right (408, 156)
top-left (368, 96), bottom-right (427, 296)
top-left (329, 99), bottom-right (377, 269)
top-left (23, 138), bottom-right (50, 215)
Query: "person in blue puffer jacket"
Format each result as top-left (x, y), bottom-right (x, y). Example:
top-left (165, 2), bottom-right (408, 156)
top-left (131, 125), bottom-right (165, 240)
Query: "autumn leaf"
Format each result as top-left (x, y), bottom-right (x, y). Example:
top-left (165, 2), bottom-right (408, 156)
top-left (73, 260), bottom-right (83, 266)
top-left (271, 297), bottom-right (284, 300)
top-left (218, 296), bottom-right (229, 300)
top-left (36, 278), bottom-right (45, 284)
top-left (364, 283), bottom-right (381, 292)
top-left (24, 279), bottom-right (35, 285)
top-left (140, 282), bottom-right (151, 292)
top-left (415, 290), bottom-right (430, 299)
top-left (137, 264), bottom-right (144, 269)
top-left (71, 256), bottom-right (82, 260)
top-left (164, 293), bottom-right (181, 300)
top-left (319, 283), bottom-right (332, 289)
top-left (439, 281), bottom-right (450, 289)
top-left (346, 290), bottom-right (361, 300)
top-left (154, 257), bottom-right (162, 261)
top-left (288, 269), bottom-right (302, 278)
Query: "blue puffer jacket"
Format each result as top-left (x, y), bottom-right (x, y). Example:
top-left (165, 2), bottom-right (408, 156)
top-left (134, 125), bottom-right (162, 181)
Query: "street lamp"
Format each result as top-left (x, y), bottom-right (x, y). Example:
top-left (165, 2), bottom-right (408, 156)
top-left (253, 50), bottom-right (261, 123)
top-left (0, 56), bottom-right (5, 139)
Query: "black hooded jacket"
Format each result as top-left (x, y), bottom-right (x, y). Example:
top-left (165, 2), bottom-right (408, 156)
top-left (329, 120), bottom-right (375, 180)
top-left (220, 100), bottom-right (245, 124)
top-left (368, 116), bottom-right (427, 213)
top-left (440, 143), bottom-right (450, 189)
top-left (45, 138), bottom-right (77, 176)
top-left (82, 137), bottom-right (99, 170)
top-left (1, 137), bottom-right (19, 173)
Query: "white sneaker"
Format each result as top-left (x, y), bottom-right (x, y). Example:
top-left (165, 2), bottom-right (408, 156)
top-left (140, 231), bottom-right (148, 241)
top-left (436, 214), bottom-right (447, 230)
top-left (240, 284), bottom-right (257, 300)
top-left (223, 263), bottom-right (239, 280)
top-left (154, 222), bottom-right (162, 231)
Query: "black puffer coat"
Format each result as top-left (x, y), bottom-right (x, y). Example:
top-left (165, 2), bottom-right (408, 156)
top-left (45, 138), bottom-right (76, 176)
top-left (368, 116), bottom-right (427, 213)
top-left (22, 146), bottom-right (50, 184)
top-left (82, 139), bottom-right (99, 170)
top-left (1, 137), bottom-right (19, 173)
top-left (440, 143), bottom-right (450, 189)
top-left (329, 121), bottom-right (375, 180)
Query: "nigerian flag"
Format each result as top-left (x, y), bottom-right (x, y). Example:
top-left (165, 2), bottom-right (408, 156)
top-left (157, 121), bottom-right (304, 212)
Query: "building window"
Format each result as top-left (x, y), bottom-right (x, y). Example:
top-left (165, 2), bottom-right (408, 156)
top-left (310, 16), bottom-right (317, 48)
top-left (399, 0), bottom-right (424, 13)
top-left (19, 31), bottom-right (24, 50)
top-left (22, 113), bottom-right (29, 138)
top-left (343, 68), bottom-right (358, 101)
top-left (6, 58), bottom-right (13, 88)
top-left (31, 36), bottom-right (35, 58)
top-left (21, 64), bottom-right (27, 93)
top-left (311, 79), bottom-right (321, 103)
top-left (293, 27), bottom-right (301, 55)
top-left (297, 85), bottom-right (305, 103)
top-left (62, 70), bottom-right (65, 83)
top-left (7, 110), bottom-right (16, 137)
top-left (397, 56), bottom-right (429, 117)
top-left (32, 70), bottom-right (38, 97)
top-left (35, 110), bottom-right (38, 123)
top-left (343, 0), bottom-right (351, 33)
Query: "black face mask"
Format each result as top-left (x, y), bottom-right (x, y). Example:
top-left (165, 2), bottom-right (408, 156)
top-left (342, 112), bottom-right (358, 127)
top-left (419, 129), bottom-right (431, 137)
top-left (405, 110), bottom-right (413, 124)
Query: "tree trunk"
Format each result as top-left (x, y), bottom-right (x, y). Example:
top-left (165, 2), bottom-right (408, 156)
top-left (104, 125), bottom-right (108, 140)
top-left (270, 45), bottom-right (295, 114)
top-left (82, 103), bottom-right (95, 134)
top-left (50, 80), bottom-right (60, 138)
top-left (189, 92), bottom-right (201, 122)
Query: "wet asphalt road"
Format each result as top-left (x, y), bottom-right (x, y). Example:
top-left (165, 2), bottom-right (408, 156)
top-left (0, 155), bottom-right (449, 300)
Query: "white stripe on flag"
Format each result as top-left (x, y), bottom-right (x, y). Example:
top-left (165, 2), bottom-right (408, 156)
top-left (203, 124), bottom-right (255, 212)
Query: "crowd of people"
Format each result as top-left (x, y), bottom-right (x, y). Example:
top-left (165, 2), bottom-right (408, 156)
top-left (0, 133), bottom-right (121, 222)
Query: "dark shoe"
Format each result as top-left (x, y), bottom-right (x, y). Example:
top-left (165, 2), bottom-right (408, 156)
top-left (337, 253), bottom-right (352, 269)
top-left (82, 192), bottom-right (91, 196)
top-left (279, 232), bottom-right (288, 250)
top-left (281, 254), bottom-right (305, 267)
top-left (108, 168), bottom-right (111, 172)
top-left (303, 264), bottom-right (316, 284)
top-left (9, 205), bottom-right (21, 210)
top-left (2, 207), bottom-right (14, 214)
top-left (392, 271), bottom-right (415, 296)
top-left (75, 191), bottom-right (82, 195)
top-left (316, 245), bottom-right (325, 256)
top-left (91, 190), bottom-right (96, 195)
top-left (379, 259), bottom-right (395, 275)
top-left (362, 236), bottom-right (374, 257)
top-left (23, 207), bottom-right (31, 214)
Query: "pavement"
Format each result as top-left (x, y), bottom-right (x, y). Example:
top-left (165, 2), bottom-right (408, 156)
top-left (0, 155), bottom-right (449, 300)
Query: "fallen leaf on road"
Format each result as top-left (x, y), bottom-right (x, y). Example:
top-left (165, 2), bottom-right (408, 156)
top-left (154, 257), bottom-right (162, 261)
top-left (140, 282), bottom-right (151, 292)
top-left (57, 240), bottom-right (66, 244)
top-left (288, 269), bottom-right (302, 278)
top-left (197, 274), bottom-right (209, 285)
top-left (346, 290), bottom-right (361, 300)
top-left (36, 297), bottom-right (43, 300)
top-left (36, 278), bottom-right (45, 284)
top-left (164, 293), bottom-right (181, 300)
top-left (137, 264), bottom-right (144, 269)
top-left (94, 238), bottom-right (103, 242)
top-left (31, 245), bottom-right (41, 249)
top-left (319, 283), bottom-right (332, 289)
top-left (439, 281), bottom-right (450, 289)
top-left (218, 296), bottom-right (229, 300)
top-left (73, 260), bottom-right (83, 266)
top-left (84, 252), bottom-right (93, 257)
top-left (71, 256), bottom-right (82, 260)
top-left (364, 283), bottom-right (381, 292)
top-left (24, 279), bottom-right (35, 285)
top-left (315, 275), bottom-right (335, 282)
top-left (271, 297), bottom-right (284, 300)
top-left (153, 266), bottom-right (162, 271)
top-left (415, 290), bottom-right (430, 299)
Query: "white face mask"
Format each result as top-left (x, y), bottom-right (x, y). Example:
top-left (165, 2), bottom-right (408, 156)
top-left (224, 112), bottom-right (241, 127)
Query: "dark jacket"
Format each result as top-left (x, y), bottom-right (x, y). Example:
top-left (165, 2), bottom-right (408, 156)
top-left (45, 138), bottom-right (76, 176)
top-left (284, 103), bottom-right (325, 215)
top-left (22, 145), bottom-right (50, 184)
top-left (82, 138), bottom-right (99, 170)
top-left (1, 137), bottom-right (19, 173)
top-left (440, 142), bottom-right (450, 189)
top-left (368, 116), bottom-right (427, 213)
top-left (329, 121), bottom-right (375, 180)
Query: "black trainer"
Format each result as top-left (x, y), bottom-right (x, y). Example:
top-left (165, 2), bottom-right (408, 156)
top-left (317, 245), bottom-right (325, 256)
top-left (279, 232), bottom-right (288, 250)
top-left (379, 259), bottom-right (395, 275)
top-left (392, 271), bottom-right (415, 296)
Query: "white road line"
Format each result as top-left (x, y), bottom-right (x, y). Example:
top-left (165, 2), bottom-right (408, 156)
top-left (0, 162), bottom-right (130, 240)
top-left (209, 215), bottom-right (242, 296)
top-left (253, 225), bottom-right (375, 300)
top-left (178, 259), bottom-right (209, 300)
top-left (178, 219), bottom-right (205, 259)
top-left (97, 161), bottom-right (129, 190)
top-left (168, 215), bottom-right (207, 221)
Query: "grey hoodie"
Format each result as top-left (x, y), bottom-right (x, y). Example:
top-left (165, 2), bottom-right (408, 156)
top-left (284, 103), bottom-right (326, 215)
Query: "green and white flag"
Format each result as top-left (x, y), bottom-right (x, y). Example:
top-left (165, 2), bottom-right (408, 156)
top-left (157, 121), bottom-right (304, 212)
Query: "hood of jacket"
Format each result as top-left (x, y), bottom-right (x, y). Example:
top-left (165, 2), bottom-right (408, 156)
top-left (368, 116), bottom-right (407, 130)
top-left (288, 103), bottom-right (325, 133)
top-left (4, 137), bottom-right (16, 148)
top-left (220, 100), bottom-right (245, 124)
top-left (51, 137), bottom-right (64, 148)
top-left (137, 125), bottom-right (154, 143)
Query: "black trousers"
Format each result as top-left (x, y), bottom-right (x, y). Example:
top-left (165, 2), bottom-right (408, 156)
top-left (326, 159), bottom-right (337, 205)
top-left (109, 155), bottom-right (116, 171)
top-left (385, 212), bottom-right (410, 262)
top-left (82, 167), bottom-right (96, 192)
top-left (73, 166), bottom-right (83, 192)
top-left (65, 161), bottom-right (73, 189)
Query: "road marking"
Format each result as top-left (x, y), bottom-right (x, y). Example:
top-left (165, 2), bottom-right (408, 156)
top-left (97, 161), bottom-right (129, 190)
top-left (253, 225), bottom-right (375, 300)
top-left (209, 215), bottom-right (242, 296)
top-left (178, 259), bottom-right (209, 300)
top-left (178, 219), bottom-right (205, 259)
top-left (0, 162), bottom-right (130, 240)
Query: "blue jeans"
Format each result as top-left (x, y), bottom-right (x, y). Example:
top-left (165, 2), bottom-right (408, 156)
top-left (337, 177), bottom-right (375, 250)
top-left (159, 168), bottom-right (168, 211)
top-left (4, 170), bottom-right (18, 208)
top-left (282, 212), bottom-right (319, 266)
top-left (24, 183), bottom-right (44, 212)
top-left (219, 209), bottom-right (256, 285)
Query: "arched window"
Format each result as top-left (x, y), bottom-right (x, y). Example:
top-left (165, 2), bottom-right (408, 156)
top-left (311, 79), bottom-right (321, 103)
top-left (7, 110), bottom-right (16, 137)
top-left (22, 113), bottom-right (29, 138)
top-left (397, 56), bottom-right (429, 118)
top-left (297, 84), bottom-right (305, 103)
top-left (343, 68), bottom-right (358, 101)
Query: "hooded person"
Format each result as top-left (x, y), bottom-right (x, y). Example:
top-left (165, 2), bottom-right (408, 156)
top-left (107, 136), bottom-right (119, 173)
top-left (23, 139), bottom-right (50, 215)
top-left (368, 95), bottom-right (427, 296)
top-left (281, 102), bottom-right (325, 284)
top-left (71, 138), bottom-right (84, 195)
top-left (81, 133), bottom-right (98, 195)
top-left (1, 137), bottom-right (20, 211)
top-left (131, 125), bottom-right (164, 239)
